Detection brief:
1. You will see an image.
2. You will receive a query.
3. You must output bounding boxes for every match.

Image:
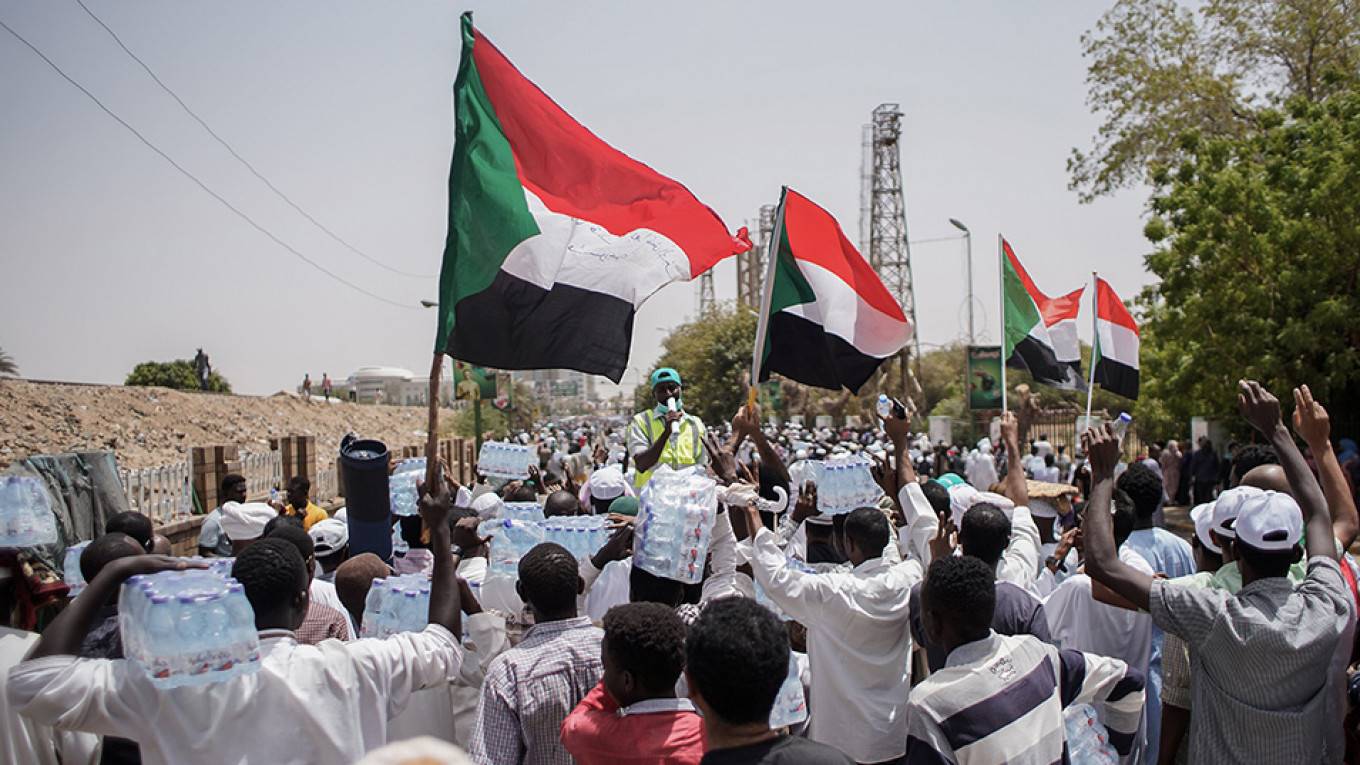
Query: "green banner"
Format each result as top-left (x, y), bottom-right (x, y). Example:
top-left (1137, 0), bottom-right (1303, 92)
top-left (453, 361), bottom-right (496, 401)
top-left (967, 346), bottom-right (1004, 410)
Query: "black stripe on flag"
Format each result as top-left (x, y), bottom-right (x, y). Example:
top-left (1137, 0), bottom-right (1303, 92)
top-left (443, 270), bottom-right (634, 383)
top-left (1095, 356), bottom-right (1139, 400)
top-left (761, 311), bottom-right (891, 393)
top-left (1006, 335), bottom-right (1087, 391)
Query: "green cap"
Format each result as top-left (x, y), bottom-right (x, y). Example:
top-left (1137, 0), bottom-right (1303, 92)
top-left (608, 496), bottom-right (640, 517)
top-left (650, 367), bottom-right (682, 387)
top-left (935, 473), bottom-right (966, 490)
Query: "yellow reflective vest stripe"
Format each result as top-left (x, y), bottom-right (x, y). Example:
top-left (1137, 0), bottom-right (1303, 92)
top-left (632, 409), bottom-right (703, 488)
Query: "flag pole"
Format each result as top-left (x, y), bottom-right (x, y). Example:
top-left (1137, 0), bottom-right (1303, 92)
top-left (420, 352), bottom-right (444, 545)
top-left (749, 187), bottom-right (788, 411)
top-left (998, 234), bottom-right (1007, 413)
top-left (1084, 272), bottom-right (1099, 425)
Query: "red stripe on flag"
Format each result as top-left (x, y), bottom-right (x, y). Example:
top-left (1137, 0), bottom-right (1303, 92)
top-left (1002, 238), bottom-right (1083, 327)
top-left (784, 189), bottom-right (906, 321)
top-left (1096, 278), bottom-right (1139, 334)
top-left (469, 28), bottom-right (748, 277)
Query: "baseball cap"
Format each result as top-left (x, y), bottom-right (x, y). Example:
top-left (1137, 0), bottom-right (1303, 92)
top-left (1234, 490), bottom-right (1303, 552)
top-left (308, 519), bottom-right (349, 557)
top-left (650, 367), bottom-right (682, 387)
top-left (1210, 485), bottom-right (1264, 539)
top-left (608, 496), bottom-right (639, 517)
top-left (1189, 503), bottom-right (1221, 554)
top-left (935, 473), bottom-right (966, 490)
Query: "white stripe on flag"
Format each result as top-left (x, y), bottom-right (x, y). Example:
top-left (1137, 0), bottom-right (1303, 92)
top-left (1047, 319), bottom-right (1080, 363)
top-left (779, 261), bottom-right (911, 358)
top-left (499, 188), bottom-right (692, 306)
top-left (1097, 318), bottom-right (1140, 370)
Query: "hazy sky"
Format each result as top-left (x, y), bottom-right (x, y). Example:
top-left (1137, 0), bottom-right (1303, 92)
top-left (1, 1), bottom-right (1151, 396)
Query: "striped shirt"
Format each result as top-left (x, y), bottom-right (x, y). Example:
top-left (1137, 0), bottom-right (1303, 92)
top-left (1148, 556), bottom-right (1355, 764)
top-left (468, 615), bottom-right (603, 765)
top-left (905, 632), bottom-right (1144, 764)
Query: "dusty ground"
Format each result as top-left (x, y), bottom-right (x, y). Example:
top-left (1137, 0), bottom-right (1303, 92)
top-left (0, 379), bottom-right (449, 469)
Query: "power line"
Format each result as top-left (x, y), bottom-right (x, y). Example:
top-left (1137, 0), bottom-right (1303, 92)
top-left (0, 17), bottom-right (418, 310)
top-left (73, 0), bottom-right (435, 279)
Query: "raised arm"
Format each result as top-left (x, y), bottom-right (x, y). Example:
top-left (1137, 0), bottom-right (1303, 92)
top-left (1239, 380), bottom-right (1335, 561)
top-left (418, 468), bottom-right (462, 636)
top-left (1292, 384), bottom-right (1358, 551)
top-left (1081, 424), bottom-right (1154, 611)
top-left (734, 404), bottom-right (790, 489)
top-left (1000, 412), bottom-right (1029, 508)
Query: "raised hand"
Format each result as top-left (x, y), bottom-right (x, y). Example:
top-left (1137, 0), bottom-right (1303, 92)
top-left (704, 432), bottom-right (740, 485)
top-left (1000, 410), bottom-right (1020, 449)
top-left (452, 516), bottom-right (490, 551)
top-left (591, 525), bottom-right (635, 569)
top-left (1238, 379), bottom-right (1283, 435)
top-left (929, 517), bottom-right (958, 563)
top-left (417, 467), bottom-right (453, 529)
top-left (110, 554), bottom-right (207, 581)
top-left (1292, 384), bottom-right (1330, 448)
top-left (1081, 424), bottom-right (1120, 480)
top-left (881, 406), bottom-right (910, 443)
top-left (732, 404), bottom-right (760, 437)
top-left (791, 481), bottom-right (819, 524)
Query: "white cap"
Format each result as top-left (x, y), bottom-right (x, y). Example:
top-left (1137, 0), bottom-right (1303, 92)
top-left (308, 518), bottom-right (349, 556)
top-left (805, 514), bottom-right (834, 527)
top-left (1189, 503), bottom-right (1221, 554)
top-left (471, 492), bottom-right (505, 521)
top-left (947, 484), bottom-right (1014, 526)
top-left (1029, 498), bottom-right (1059, 520)
top-left (219, 501), bottom-right (276, 542)
top-left (1210, 486), bottom-right (1264, 539)
top-left (586, 465), bottom-right (628, 501)
top-left (1235, 490), bottom-right (1303, 552)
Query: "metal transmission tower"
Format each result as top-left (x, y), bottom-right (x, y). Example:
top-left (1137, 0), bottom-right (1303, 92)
top-left (735, 218), bottom-right (755, 307)
top-left (696, 270), bottom-right (716, 315)
top-left (866, 103), bottom-right (923, 404)
top-left (753, 204), bottom-right (777, 303)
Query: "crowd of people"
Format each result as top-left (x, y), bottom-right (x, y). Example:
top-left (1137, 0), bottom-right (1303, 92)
top-left (2, 365), bottom-right (1359, 765)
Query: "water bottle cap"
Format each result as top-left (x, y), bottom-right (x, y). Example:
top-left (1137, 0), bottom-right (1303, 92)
top-left (177, 595), bottom-right (196, 604)
top-left (150, 594), bottom-right (170, 604)
top-left (1117, 412), bottom-right (1132, 423)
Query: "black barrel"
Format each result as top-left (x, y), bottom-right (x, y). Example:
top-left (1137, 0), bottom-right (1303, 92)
top-left (339, 435), bottom-right (391, 561)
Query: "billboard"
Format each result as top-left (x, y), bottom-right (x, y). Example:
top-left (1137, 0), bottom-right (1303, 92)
top-left (453, 361), bottom-right (496, 401)
top-left (967, 345), bottom-right (1004, 411)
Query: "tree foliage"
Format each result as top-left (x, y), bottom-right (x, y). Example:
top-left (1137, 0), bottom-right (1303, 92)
top-left (125, 359), bottom-right (231, 393)
top-left (633, 303), bottom-right (759, 425)
top-left (0, 347), bottom-right (16, 377)
top-left (1071, 0), bottom-right (1360, 200)
top-left (1138, 91), bottom-right (1360, 437)
top-left (446, 381), bottom-right (544, 439)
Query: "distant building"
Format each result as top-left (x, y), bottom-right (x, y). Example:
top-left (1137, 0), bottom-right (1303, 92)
top-left (511, 369), bottom-right (600, 414)
top-left (325, 366), bottom-right (454, 406)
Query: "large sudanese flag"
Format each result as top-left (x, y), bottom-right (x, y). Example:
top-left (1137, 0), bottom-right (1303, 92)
top-left (1092, 276), bottom-right (1140, 399)
top-left (1001, 238), bottom-right (1086, 390)
top-left (756, 188), bottom-right (912, 393)
top-left (434, 13), bottom-right (750, 383)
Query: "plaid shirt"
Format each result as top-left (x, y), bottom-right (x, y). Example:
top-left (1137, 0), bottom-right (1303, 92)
top-left (295, 602), bottom-right (351, 645)
top-left (469, 615), bottom-right (603, 765)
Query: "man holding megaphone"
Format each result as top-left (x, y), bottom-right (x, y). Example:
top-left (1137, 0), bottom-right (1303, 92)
top-left (627, 367), bottom-right (709, 489)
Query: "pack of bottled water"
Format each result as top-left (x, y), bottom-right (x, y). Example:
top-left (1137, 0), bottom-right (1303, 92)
top-left (768, 654), bottom-right (808, 730)
top-left (393, 457), bottom-right (426, 475)
top-left (477, 442), bottom-right (535, 479)
top-left (477, 518), bottom-right (546, 578)
top-left (389, 471), bottom-right (420, 517)
top-left (1063, 703), bottom-right (1118, 764)
top-left (541, 515), bottom-right (610, 560)
top-left (63, 541), bottom-right (91, 597)
top-left (118, 569), bottom-right (260, 687)
top-left (502, 502), bottom-right (545, 523)
top-left (634, 467), bottom-right (718, 584)
top-left (809, 457), bottom-right (881, 515)
top-left (359, 572), bottom-right (432, 638)
top-left (0, 475), bottom-right (59, 548)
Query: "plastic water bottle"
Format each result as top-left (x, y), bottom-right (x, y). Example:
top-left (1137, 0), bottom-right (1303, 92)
top-left (1110, 412), bottom-right (1133, 443)
top-left (1063, 704), bottom-right (1118, 764)
top-left (768, 654), bottom-right (808, 729)
top-left (0, 475), bottom-right (58, 548)
top-left (224, 583), bottom-right (259, 670)
top-left (63, 541), bottom-right (91, 597)
top-left (389, 471), bottom-right (420, 517)
top-left (876, 393), bottom-right (893, 420)
top-left (635, 467), bottom-right (718, 584)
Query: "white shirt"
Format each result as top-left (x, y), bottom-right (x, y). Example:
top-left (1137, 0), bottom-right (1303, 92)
top-left (388, 612), bottom-right (508, 748)
top-left (0, 628), bottom-right (98, 765)
top-left (965, 452), bottom-right (998, 490)
top-left (6, 624), bottom-right (463, 765)
top-left (739, 526), bottom-right (923, 763)
top-left (1044, 546), bottom-right (1154, 676)
top-left (1033, 465), bottom-right (1061, 483)
top-left (995, 506), bottom-right (1043, 591)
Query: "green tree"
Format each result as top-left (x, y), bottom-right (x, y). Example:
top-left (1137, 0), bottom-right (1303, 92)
top-left (1071, 0), bottom-right (1359, 201)
top-left (0, 347), bottom-right (16, 377)
top-left (125, 359), bottom-right (232, 393)
top-left (1138, 92), bottom-right (1360, 438)
top-left (445, 381), bottom-right (543, 439)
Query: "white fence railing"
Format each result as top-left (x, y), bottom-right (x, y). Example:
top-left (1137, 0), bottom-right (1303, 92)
top-left (121, 461), bottom-right (193, 525)
top-left (314, 465), bottom-right (339, 502)
top-left (240, 452), bottom-right (283, 501)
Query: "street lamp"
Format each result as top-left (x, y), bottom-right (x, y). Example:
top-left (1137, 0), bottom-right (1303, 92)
top-left (948, 218), bottom-right (974, 346)
top-left (419, 299), bottom-right (438, 308)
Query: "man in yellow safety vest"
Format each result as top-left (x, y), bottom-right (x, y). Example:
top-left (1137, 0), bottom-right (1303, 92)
top-left (627, 367), bottom-right (708, 489)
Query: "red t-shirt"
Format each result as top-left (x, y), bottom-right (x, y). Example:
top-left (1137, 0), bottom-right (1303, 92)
top-left (560, 681), bottom-right (706, 765)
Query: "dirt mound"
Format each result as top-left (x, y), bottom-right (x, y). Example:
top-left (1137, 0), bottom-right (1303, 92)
top-left (0, 379), bottom-right (447, 469)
